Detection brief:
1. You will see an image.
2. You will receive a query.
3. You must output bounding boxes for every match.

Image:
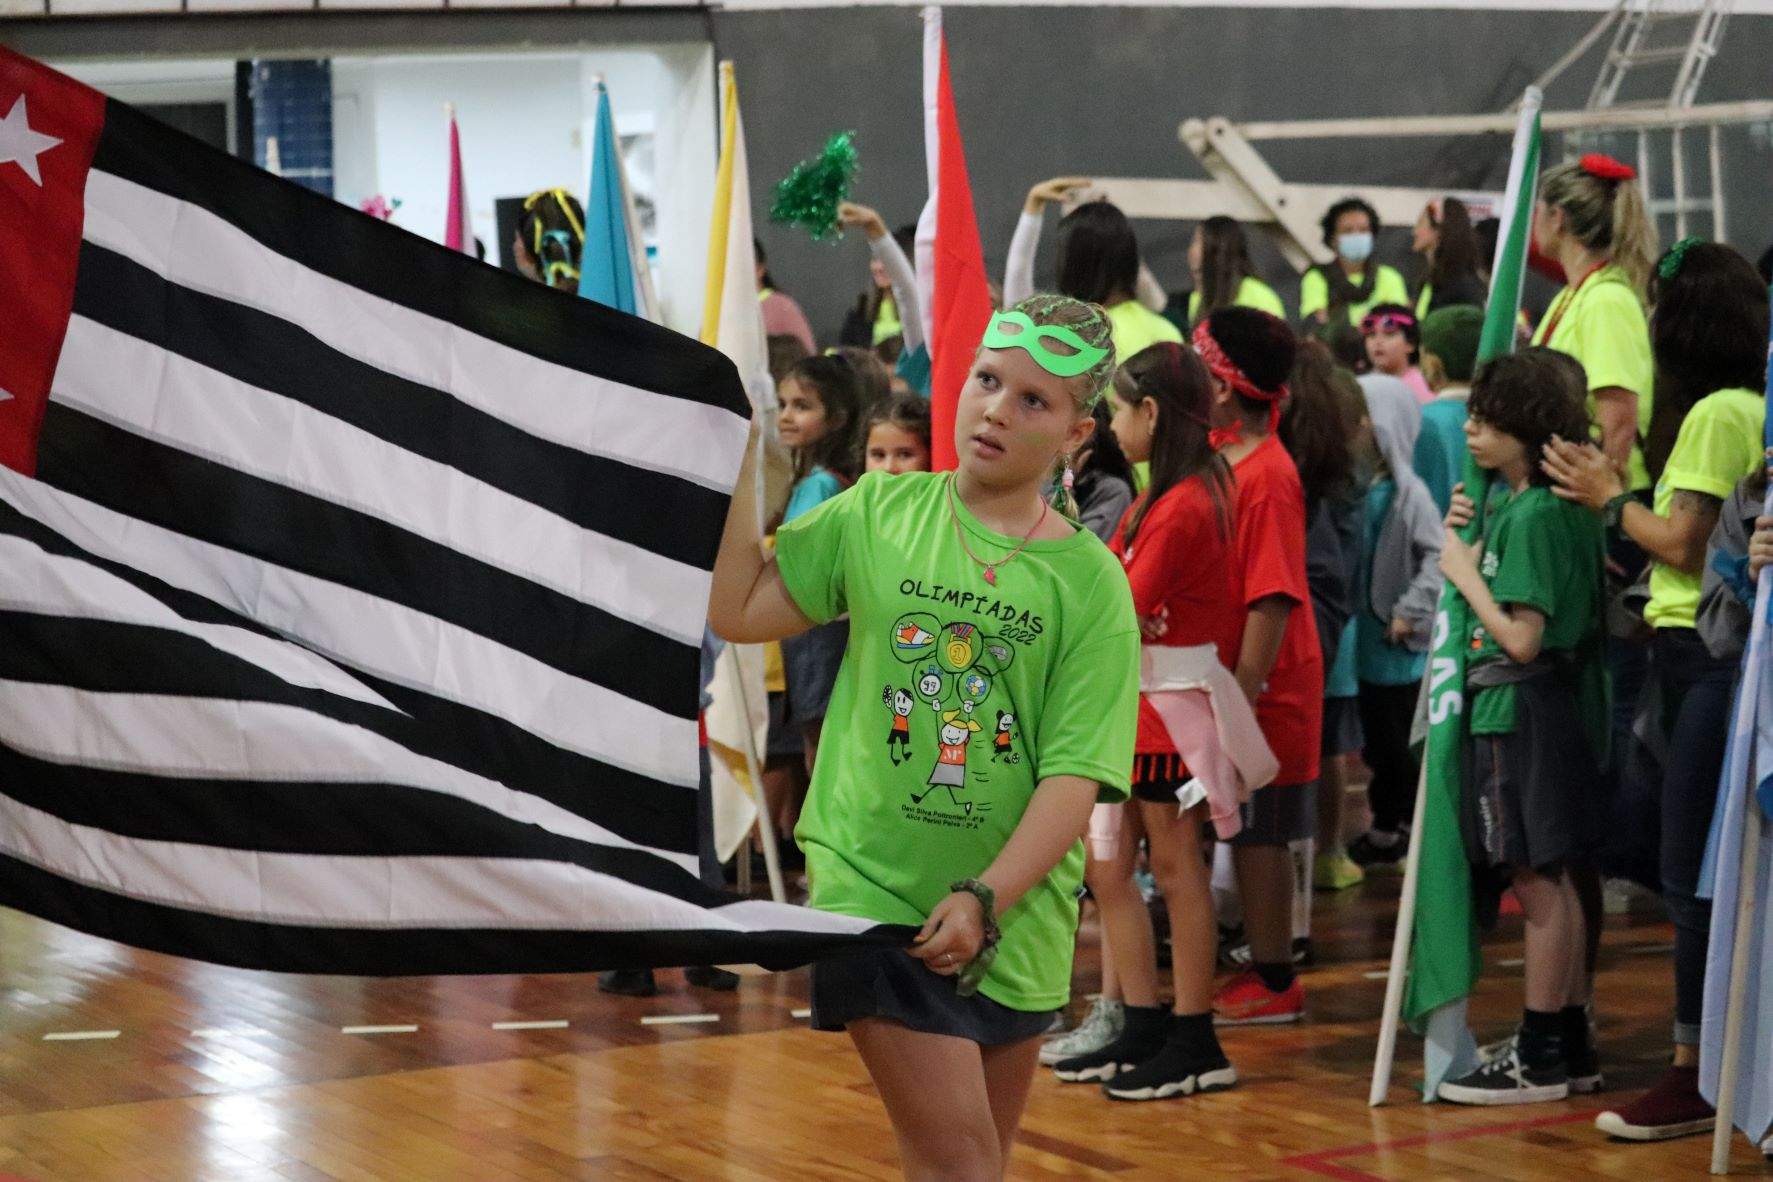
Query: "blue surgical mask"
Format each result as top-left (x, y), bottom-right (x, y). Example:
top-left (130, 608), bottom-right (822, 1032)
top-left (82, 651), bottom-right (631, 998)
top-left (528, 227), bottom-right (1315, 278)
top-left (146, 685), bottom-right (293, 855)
top-left (1337, 232), bottom-right (1375, 263)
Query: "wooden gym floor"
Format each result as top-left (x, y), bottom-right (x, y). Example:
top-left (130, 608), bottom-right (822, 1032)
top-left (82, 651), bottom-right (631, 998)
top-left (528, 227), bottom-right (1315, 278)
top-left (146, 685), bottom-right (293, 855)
top-left (2, 868), bottom-right (1768, 1181)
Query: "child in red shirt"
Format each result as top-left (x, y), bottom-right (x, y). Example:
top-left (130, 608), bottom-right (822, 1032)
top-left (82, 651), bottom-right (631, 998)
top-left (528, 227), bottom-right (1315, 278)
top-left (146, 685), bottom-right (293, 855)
top-left (1194, 309), bottom-right (1324, 1026)
top-left (1052, 343), bottom-right (1275, 1100)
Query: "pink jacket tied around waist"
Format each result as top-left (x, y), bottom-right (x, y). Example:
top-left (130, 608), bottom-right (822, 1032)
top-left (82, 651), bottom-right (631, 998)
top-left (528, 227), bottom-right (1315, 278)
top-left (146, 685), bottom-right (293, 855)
top-left (1087, 644), bottom-right (1279, 859)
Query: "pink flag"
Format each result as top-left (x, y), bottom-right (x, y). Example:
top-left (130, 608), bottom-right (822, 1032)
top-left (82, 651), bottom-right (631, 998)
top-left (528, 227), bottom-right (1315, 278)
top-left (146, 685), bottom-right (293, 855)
top-left (443, 105), bottom-right (471, 254)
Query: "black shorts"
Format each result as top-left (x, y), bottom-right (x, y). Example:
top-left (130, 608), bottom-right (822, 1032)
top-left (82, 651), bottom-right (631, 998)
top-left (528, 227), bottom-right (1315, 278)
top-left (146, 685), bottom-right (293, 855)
top-left (1462, 675), bottom-right (1599, 879)
top-left (809, 946), bottom-right (1057, 1046)
top-left (1228, 781), bottom-right (1318, 847)
top-left (1130, 752), bottom-right (1191, 805)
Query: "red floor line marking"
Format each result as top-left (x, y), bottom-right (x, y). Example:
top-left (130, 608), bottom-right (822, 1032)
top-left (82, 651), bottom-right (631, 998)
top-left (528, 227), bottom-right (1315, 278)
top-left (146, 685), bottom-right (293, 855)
top-left (1280, 1109), bottom-right (1600, 1180)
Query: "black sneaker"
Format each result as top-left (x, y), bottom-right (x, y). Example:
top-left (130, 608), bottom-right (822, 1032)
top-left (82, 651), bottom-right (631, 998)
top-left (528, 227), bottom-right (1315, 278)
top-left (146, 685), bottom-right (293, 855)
top-left (1052, 1005), bottom-right (1167, 1083)
top-left (597, 968), bottom-right (658, 997)
top-left (1566, 1041), bottom-right (1603, 1094)
top-left (684, 965), bottom-right (739, 991)
top-left (1481, 1026), bottom-right (1603, 1094)
top-left (1438, 1041), bottom-right (1569, 1106)
top-left (1563, 1005), bottom-right (1604, 1094)
top-left (1102, 1034), bottom-right (1237, 1102)
top-left (1348, 828), bottom-right (1409, 869)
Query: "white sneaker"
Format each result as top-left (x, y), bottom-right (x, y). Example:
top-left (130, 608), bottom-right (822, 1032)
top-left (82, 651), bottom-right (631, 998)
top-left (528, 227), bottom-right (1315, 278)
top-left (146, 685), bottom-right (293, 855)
top-left (1762, 1133), bottom-right (1771, 1160)
top-left (1039, 997), bottom-right (1123, 1066)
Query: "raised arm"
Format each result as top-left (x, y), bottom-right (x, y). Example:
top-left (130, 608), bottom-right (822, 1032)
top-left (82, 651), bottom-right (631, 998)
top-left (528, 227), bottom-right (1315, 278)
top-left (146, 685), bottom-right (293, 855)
top-left (1006, 178), bottom-right (1092, 307)
top-left (707, 426), bottom-right (817, 644)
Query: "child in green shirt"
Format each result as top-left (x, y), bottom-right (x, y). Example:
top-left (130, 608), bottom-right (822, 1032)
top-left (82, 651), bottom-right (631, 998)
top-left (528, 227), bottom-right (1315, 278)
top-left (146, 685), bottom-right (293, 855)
top-left (1434, 349), bottom-right (1609, 1108)
top-left (709, 294), bottom-right (1140, 1178)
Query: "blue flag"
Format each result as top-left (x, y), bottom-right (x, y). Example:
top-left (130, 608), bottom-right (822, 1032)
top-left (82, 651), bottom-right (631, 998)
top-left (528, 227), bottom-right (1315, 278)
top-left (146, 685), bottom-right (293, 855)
top-left (1697, 302), bottom-right (1773, 1143)
top-left (578, 82), bottom-right (640, 315)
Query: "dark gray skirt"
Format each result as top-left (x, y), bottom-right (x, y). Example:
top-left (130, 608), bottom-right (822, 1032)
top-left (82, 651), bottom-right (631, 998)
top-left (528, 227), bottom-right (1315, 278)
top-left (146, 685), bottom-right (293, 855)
top-left (809, 946), bottom-right (1057, 1046)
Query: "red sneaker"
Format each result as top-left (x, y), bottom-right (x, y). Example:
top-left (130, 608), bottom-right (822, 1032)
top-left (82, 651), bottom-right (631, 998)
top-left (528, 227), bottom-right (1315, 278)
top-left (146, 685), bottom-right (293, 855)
top-left (1594, 1066), bottom-right (1714, 1142)
top-left (1212, 970), bottom-right (1304, 1026)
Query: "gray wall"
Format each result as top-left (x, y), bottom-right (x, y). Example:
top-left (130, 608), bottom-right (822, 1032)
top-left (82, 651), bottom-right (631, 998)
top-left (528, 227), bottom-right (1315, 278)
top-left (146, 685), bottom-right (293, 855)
top-left (9, 3), bottom-right (1772, 340)
top-left (712, 5), bottom-right (1773, 343)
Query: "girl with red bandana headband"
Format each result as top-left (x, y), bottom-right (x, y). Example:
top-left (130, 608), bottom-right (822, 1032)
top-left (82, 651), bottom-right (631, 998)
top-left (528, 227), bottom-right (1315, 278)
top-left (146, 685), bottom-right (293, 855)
top-left (1193, 308), bottom-right (1324, 1027)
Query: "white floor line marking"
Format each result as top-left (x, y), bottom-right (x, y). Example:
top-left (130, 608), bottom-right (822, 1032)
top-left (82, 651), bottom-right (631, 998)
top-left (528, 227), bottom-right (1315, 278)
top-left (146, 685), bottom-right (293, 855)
top-left (191, 1028), bottom-right (259, 1038)
top-left (1496, 958), bottom-right (1525, 968)
top-left (43, 1030), bottom-right (120, 1041)
top-left (492, 1020), bottom-right (569, 1031)
top-left (790, 1008), bottom-right (812, 1019)
top-left (640, 1013), bottom-right (719, 1027)
top-left (1362, 970), bottom-right (1391, 980)
top-left (1626, 943), bottom-right (1675, 956)
top-left (341, 1024), bottom-right (418, 1035)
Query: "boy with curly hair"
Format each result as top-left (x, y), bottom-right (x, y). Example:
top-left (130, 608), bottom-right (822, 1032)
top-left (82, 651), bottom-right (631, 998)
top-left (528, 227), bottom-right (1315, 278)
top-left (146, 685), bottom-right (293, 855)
top-left (1435, 348), bottom-right (1611, 1105)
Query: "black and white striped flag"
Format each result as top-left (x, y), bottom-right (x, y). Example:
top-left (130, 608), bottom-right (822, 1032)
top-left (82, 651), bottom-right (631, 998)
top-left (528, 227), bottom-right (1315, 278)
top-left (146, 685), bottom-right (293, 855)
top-left (0, 48), bottom-right (895, 975)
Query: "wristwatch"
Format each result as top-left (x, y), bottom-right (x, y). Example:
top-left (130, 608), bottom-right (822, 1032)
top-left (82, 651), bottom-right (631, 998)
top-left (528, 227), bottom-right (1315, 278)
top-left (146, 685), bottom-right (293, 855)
top-left (1603, 490), bottom-right (1633, 530)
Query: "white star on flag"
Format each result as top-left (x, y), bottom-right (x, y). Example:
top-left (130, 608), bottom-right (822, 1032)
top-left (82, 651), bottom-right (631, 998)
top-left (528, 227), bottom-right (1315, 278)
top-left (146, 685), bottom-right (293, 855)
top-left (0, 388), bottom-right (12, 402)
top-left (0, 94), bottom-right (63, 187)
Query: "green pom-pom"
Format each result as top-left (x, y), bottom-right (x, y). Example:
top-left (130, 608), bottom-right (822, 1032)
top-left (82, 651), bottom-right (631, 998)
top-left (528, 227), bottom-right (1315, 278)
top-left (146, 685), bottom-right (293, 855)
top-left (770, 131), bottom-right (859, 241)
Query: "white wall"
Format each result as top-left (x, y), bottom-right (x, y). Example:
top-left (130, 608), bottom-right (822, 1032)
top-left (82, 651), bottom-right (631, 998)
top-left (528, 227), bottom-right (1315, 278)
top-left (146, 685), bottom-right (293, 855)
top-left (331, 47), bottom-right (717, 335)
top-left (57, 48), bottom-right (719, 338)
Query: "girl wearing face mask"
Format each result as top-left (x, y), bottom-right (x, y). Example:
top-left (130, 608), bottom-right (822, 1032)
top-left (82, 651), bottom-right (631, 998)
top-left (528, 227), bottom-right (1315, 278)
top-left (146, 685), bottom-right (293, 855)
top-left (710, 294), bottom-right (1139, 1182)
top-left (1300, 197), bottom-right (1410, 329)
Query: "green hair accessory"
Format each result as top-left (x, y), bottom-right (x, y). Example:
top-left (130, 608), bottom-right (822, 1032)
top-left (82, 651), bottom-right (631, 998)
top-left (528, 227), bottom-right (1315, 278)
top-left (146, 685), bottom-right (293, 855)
top-left (769, 131), bottom-right (859, 241)
top-left (1659, 235), bottom-right (1703, 282)
top-left (982, 310), bottom-right (1112, 389)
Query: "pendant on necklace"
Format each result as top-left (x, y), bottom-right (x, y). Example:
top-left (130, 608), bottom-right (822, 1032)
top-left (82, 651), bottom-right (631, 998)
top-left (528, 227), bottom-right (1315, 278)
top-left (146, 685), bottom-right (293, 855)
top-left (982, 566), bottom-right (997, 586)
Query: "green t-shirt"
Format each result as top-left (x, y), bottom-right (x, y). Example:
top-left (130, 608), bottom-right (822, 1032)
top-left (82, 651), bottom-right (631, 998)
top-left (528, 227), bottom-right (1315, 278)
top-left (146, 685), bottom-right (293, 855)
top-left (1298, 263), bottom-right (1410, 325)
top-left (1106, 299), bottom-right (1183, 367)
top-left (1645, 387), bottom-right (1766, 631)
top-left (1531, 266), bottom-right (1654, 490)
top-left (1187, 277), bottom-right (1288, 324)
top-left (1467, 485), bottom-right (1606, 736)
top-left (774, 471), bottom-right (1140, 1011)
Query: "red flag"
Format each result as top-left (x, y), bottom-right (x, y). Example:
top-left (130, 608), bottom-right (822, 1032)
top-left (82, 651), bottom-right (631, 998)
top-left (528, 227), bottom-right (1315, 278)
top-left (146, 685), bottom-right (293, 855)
top-left (0, 48), bottom-right (104, 477)
top-left (443, 104), bottom-right (471, 255)
top-left (921, 11), bottom-right (992, 471)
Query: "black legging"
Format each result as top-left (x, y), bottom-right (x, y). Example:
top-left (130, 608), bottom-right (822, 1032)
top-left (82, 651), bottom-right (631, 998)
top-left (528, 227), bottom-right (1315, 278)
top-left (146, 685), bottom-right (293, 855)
top-left (1650, 627), bottom-right (1737, 1045)
top-left (1359, 680), bottom-right (1422, 834)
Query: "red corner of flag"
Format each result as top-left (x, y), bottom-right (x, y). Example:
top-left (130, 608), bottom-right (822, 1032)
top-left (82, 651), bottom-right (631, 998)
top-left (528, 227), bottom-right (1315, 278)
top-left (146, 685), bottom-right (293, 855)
top-left (0, 48), bottom-right (105, 476)
top-left (926, 34), bottom-right (992, 472)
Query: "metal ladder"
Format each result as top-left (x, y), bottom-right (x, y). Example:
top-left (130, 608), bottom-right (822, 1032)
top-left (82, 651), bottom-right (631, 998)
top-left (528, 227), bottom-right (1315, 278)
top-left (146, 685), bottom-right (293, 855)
top-left (1588, 0), bottom-right (1732, 112)
top-left (1528, 1), bottom-right (1735, 240)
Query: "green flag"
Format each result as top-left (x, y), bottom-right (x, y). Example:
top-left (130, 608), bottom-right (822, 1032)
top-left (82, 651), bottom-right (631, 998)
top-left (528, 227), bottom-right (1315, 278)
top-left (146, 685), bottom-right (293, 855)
top-left (1404, 87), bottom-right (1542, 1095)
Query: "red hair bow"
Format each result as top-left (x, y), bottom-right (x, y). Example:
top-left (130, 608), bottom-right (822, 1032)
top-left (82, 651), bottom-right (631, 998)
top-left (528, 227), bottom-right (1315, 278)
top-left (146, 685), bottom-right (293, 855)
top-left (1580, 153), bottom-right (1637, 182)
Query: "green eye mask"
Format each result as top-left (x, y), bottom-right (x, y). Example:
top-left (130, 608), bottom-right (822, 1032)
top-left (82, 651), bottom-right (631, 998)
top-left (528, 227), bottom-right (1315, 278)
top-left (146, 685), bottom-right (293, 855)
top-left (981, 311), bottom-right (1111, 381)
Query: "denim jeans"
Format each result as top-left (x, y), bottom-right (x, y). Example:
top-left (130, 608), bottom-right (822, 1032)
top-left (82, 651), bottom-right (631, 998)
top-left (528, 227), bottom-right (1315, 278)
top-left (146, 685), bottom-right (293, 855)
top-left (1650, 627), bottom-right (1737, 1046)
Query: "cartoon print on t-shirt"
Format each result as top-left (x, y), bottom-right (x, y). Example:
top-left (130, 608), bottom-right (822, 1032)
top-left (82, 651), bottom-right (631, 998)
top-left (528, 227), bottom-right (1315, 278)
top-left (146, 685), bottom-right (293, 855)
top-left (992, 710), bottom-right (1017, 762)
top-left (888, 611), bottom-right (1021, 817)
top-left (882, 686), bottom-right (915, 764)
top-left (912, 711), bottom-right (986, 813)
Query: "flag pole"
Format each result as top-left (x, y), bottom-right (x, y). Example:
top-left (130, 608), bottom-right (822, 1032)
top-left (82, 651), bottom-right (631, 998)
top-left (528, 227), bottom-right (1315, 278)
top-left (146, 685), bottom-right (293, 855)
top-left (1712, 795), bottom-right (1765, 1173)
top-left (1370, 84), bottom-right (1542, 1108)
top-left (1369, 757), bottom-right (1431, 1106)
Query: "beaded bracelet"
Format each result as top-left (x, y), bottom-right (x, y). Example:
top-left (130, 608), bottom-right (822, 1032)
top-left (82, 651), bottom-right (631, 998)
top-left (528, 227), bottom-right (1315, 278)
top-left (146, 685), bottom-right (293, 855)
top-left (948, 879), bottom-right (1002, 997)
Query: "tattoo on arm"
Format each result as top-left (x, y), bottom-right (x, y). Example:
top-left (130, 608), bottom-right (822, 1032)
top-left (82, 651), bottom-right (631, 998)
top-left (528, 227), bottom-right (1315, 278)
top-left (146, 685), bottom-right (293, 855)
top-left (1671, 490), bottom-right (1722, 516)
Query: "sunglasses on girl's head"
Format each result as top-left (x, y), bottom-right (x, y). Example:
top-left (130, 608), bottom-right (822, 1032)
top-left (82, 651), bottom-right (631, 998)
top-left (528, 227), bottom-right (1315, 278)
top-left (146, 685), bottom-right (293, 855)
top-left (1360, 313), bottom-right (1416, 337)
